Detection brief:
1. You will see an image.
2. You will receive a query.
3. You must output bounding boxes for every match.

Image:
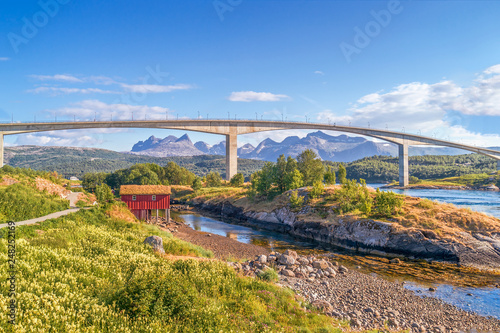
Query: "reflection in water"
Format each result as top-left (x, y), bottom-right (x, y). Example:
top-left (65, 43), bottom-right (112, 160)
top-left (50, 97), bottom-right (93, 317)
top-left (178, 212), bottom-right (500, 319)
top-left (226, 232), bottom-right (238, 240)
top-left (250, 237), bottom-right (271, 248)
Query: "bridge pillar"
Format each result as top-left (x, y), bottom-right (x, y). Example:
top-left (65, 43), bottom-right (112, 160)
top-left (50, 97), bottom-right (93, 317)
top-left (398, 142), bottom-right (409, 187)
top-left (225, 132), bottom-right (237, 181)
top-left (497, 160), bottom-right (500, 171)
top-left (0, 133), bottom-right (3, 167)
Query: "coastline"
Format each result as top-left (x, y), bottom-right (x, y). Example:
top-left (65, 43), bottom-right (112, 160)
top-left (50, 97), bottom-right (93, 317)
top-left (162, 211), bottom-right (500, 332)
top-left (381, 184), bottom-right (499, 192)
top-left (177, 196), bottom-right (500, 271)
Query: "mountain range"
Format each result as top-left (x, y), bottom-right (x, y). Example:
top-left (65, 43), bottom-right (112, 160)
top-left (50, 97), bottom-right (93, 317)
top-left (130, 131), bottom-right (497, 162)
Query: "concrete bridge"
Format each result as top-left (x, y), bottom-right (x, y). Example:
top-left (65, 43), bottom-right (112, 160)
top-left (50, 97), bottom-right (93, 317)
top-left (1, 120), bottom-right (499, 186)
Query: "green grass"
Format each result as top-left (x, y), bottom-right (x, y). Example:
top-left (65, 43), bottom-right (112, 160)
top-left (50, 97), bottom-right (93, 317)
top-left (409, 171), bottom-right (499, 188)
top-left (0, 183), bottom-right (69, 222)
top-left (0, 205), bottom-right (340, 332)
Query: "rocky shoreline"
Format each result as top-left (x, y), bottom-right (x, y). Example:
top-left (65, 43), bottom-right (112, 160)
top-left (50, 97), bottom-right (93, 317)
top-left (160, 214), bottom-right (500, 332)
top-left (184, 199), bottom-right (500, 270)
top-left (230, 250), bottom-right (500, 333)
top-left (382, 184), bottom-right (499, 192)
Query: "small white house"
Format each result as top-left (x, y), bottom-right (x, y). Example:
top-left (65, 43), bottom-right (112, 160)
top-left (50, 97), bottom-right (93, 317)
top-left (69, 176), bottom-right (79, 181)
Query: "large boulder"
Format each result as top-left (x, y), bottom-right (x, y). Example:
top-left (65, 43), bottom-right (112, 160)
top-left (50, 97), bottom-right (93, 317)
top-left (144, 236), bottom-right (165, 254)
top-left (312, 260), bottom-right (329, 269)
top-left (284, 249), bottom-right (298, 259)
top-left (278, 254), bottom-right (296, 266)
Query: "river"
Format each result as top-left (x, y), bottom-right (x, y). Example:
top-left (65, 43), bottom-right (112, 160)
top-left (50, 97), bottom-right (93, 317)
top-left (177, 187), bottom-right (500, 319)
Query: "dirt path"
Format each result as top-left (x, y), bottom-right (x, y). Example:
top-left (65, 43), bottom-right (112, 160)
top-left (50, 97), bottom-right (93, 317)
top-left (0, 191), bottom-right (84, 229)
top-left (66, 192), bottom-right (81, 208)
top-left (0, 208), bottom-right (81, 229)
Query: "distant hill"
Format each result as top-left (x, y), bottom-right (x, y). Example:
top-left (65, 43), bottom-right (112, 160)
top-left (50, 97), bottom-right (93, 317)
top-left (4, 146), bottom-right (265, 179)
top-left (5, 132), bottom-right (498, 181)
top-left (129, 131), bottom-right (498, 163)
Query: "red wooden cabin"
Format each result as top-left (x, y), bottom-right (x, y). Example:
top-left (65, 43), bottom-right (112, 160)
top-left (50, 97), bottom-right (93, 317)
top-left (120, 185), bottom-right (171, 222)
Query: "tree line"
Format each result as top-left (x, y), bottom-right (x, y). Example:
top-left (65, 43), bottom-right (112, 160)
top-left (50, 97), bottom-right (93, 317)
top-left (249, 149), bottom-right (344, 199)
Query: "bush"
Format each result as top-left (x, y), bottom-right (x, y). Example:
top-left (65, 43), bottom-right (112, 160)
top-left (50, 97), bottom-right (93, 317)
top-left (373, 188), bottom-right (404, 217)
top-left (338, 164), bottom-right (347, 184)
top-left (289, 191), bottom-right (305, 210)
top-left (229, 173), bottom-right (244, 187)
top-left (95, 183), bottom-right (114, 205)
top-left (191, 177), bottom-right (202, 191)
top-left (324, 166), bottom-right (336, 185)
top-left (205, 171), bottom-right (222, 187)
top-left (257, 267), bottom-right (279, 283)
top-left (409, 176), bottom-right (421, 184)
top-left (309, 180), bottom-right (325, 199)
top-left (332, 179), bottom-right (372, 215)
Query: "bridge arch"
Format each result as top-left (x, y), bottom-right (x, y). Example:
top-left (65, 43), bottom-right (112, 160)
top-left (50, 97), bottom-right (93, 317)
top-left (1, 120), bottom-right (499, 186)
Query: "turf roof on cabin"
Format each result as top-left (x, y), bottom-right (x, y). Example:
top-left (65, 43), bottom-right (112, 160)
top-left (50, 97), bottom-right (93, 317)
top-left (120, 185), bottom-right (171, 195)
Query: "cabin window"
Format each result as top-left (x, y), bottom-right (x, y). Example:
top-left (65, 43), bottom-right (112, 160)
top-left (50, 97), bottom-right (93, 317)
top-left (152, 195), bottom-right (156, 201)
top-left (132, 195), bottom-right (136, 201)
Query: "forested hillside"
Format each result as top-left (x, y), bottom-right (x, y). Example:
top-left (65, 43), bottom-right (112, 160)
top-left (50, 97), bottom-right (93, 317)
top-left (5, 146), bottom-right (265, 178)
top-left (339, 154), bottom-right (497, 182)
top-left (6, 146), bottom-right (497, 183)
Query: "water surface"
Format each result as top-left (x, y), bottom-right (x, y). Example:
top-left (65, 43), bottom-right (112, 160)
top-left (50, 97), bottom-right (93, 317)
top-left (178, 185), bottom-right (500, 320)
top-left (370, 184), bottom-right (500, 218)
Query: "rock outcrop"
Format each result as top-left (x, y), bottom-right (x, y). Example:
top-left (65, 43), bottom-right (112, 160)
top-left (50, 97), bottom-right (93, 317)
top-left (193, 200), bottom-right (500, 269)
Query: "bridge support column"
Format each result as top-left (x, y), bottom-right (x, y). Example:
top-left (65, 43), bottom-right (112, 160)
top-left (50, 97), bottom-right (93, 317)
top-left (0, 133), bottom-right (4, 167)
top-left (398, 142), bottom-right (409, 187)
top-left (497, 160), bottom-right (500, 171)
top-left (225, 132), bottom-right (237, 181)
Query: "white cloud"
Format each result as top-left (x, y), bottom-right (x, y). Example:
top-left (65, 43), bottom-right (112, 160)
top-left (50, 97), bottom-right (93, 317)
top-left (0, 57), bottom-right (9, 61)
top-left (28, 73), bottom-right (191, 95)
top-left (314, 64), bottom-right (500, 147)
top-left (121, 83), bottom-right (193, 93)
top-left (29, 74), bottom-right (83, 83)
top-left (228, 91), bottom-right (290, 102)
top-left (87, 75), bottom-right (117, 85)
top-left (15, 130), bottom-right (103, 147)
top-left (50, 100), bottom-right (172, 121)
top-left (314, 71), bottom-right (325, 75)
top-left (452, 67), bottom-right (500, 116)
top-left (28, 87), bottom-right (119, 95)
top-left (484, 64), bottom-right (500, 75)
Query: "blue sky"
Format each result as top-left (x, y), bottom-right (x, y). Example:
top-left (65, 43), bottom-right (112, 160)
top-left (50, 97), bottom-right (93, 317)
top-left (1, 0), bottom-right (500, 151)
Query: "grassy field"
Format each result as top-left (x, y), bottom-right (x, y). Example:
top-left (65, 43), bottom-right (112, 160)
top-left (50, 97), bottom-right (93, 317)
top-left (418, 171), bottom-right (499, 187)
top-left (386, 171), bottom-right (500, 188)
top-left (0, 202), bottom-right (344, 332)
